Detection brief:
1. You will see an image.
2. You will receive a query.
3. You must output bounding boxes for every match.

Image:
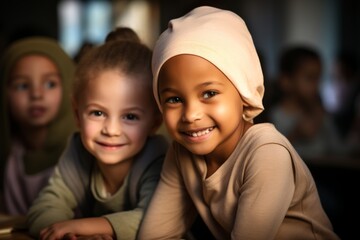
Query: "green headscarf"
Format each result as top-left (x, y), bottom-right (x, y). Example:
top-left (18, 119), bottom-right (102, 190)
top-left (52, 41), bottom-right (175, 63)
top-left (0, 37), bottom-right (77, 183)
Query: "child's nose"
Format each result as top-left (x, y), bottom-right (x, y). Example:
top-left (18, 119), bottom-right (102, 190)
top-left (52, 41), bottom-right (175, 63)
top-left (102, 118), bottom-right (121, 136)
top-left (30, 85), bottom-right (44, 99)
top-left (181, 102), bottom-right (203, 123)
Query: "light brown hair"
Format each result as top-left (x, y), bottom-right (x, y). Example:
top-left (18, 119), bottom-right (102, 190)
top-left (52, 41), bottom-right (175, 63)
top-left (73, 30), bottom-right (153, 107)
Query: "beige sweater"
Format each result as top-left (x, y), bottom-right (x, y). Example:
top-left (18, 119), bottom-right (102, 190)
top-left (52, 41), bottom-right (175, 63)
top-left (138, 123), bottom-right (340, 240)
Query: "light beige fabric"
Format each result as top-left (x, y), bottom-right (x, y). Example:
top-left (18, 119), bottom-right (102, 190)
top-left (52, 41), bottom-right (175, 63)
top-left (138, 123), bottom-right (340, 240)
top-left (152, 6), bottom-right (264, 121)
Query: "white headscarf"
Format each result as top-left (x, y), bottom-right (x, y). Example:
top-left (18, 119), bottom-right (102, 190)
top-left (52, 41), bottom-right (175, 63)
top-left (152, 6), bottom-right (264, 121)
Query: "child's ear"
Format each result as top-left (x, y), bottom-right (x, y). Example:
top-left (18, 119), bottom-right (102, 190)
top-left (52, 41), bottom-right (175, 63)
top-left (71, 98), bottom-right (81, 128)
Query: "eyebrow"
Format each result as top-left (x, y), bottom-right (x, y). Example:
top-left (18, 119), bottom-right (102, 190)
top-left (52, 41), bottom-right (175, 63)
top-left (199, 81), bottom-right (225, 87)
top-left (84, 103), bottom-right (146, 113)
top-left (159, 87), bottom-right (175, 95)
top-left (84, 103), bottom-right (104, 110)
top-left (43, 72), bottom-right (61, 78)
top-left (123, 106), bottom-right (146, 113)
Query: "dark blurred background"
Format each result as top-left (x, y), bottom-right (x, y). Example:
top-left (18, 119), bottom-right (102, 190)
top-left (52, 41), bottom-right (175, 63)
top-left (1, 0), bottom-right (360, 80)
top-left (1, 0), bottom-right (359, 239)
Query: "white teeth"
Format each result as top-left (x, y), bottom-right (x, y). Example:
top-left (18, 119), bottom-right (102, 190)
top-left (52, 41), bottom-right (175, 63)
top-left (189, 127), bottom-right (213, 137)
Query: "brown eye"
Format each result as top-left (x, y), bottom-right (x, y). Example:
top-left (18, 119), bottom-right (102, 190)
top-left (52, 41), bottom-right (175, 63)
top-left (166, 96), bottom-right (182, 104)
top-left (203, 90), bottom-right (218, 99)
top-left (44, 80), bottom-right (58, 89)
top-left (10, 81), bottom-right (29, 91)
top-left (124, 114), bottom-right (139, 121)
top-left (90, 111), bottom-right (104, 117)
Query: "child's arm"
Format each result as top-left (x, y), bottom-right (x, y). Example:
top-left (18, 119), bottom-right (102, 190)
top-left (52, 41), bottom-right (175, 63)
top-left (27, 167), bottom-right (78, 237)
top-left (62, 233), bottom-right (113, 240)
top-left (39, 217), bottom-right (113, 240)
top-left (232, 144), bottom-right (295, 239)
top-left (137, 145), bottom-right (197, 239)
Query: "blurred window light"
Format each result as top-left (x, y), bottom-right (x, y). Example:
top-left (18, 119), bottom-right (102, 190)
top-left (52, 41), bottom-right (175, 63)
top-left (58, 0), bottom-right (83, 57)
top-left (84, 0), bottom-right (112, 44)
top-left (114, 0), bottom-right (159, 48)
top-left (58, 0), bottom-right (111, 57)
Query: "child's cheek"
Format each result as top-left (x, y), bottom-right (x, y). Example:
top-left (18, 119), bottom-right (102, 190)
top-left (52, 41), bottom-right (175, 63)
top-left (82, 119), bottom-right (101, 140)
top-left (212, 103), bottom-right (237, 118)
top-left (163, 110), bottom-right (179, 134)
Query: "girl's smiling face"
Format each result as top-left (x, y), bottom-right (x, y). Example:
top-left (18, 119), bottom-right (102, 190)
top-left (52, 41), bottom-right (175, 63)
top-left (75, 70), bottom-right (160, 165)
top-left (158, 54), bottom-right (248, 162)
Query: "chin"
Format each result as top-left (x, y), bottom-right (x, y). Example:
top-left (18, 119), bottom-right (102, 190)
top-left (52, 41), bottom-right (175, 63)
top-left (98, 158), bottom-right (123, 165)
top-left (181, 143), bottom-right (212, 156)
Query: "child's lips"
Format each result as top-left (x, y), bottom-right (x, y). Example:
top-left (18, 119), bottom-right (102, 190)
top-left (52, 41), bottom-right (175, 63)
top-left (28, 106), bottom-right (47, 117)
top-left (96, 141), bottom-right (124, 149)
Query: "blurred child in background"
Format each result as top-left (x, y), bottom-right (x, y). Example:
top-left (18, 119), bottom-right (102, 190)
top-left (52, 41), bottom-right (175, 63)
top-left (269, 46), bottom-right (349, 160)
top-left (0, 37), bottom-right (76, 215)
top-left (327, 52), bottom-right (360, 157)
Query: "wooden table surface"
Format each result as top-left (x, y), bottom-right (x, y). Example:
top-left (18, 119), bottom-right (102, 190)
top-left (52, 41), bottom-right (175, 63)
top-left (0, 232), bottom-right (34, 240)
top-left (0, 214), bottom-right (34, 240)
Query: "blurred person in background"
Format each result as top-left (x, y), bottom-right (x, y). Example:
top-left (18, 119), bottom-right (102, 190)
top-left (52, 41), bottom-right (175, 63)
top-left (327, 52), bottom-right (360, 157)
top-left (0, 37), bottom-right (76, 215)
top-left (268, 45), bottom-right (350, 161)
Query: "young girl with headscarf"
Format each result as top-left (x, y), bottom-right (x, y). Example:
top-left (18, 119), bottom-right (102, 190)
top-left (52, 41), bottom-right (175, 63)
top-left (0, 37), bottom-right (76, 215)
top-left (138, 6), bottom-right (340, 240)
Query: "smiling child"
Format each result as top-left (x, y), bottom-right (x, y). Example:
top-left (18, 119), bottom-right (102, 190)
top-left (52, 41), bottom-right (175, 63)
top-left (138, 6), bottom-right (340, 240)
top-left (27, 29), bottom-right (168, 240)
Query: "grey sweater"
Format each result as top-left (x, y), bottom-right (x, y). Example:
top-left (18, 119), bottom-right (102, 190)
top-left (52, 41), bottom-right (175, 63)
top-left (27, 132), bottom-right (168, 240)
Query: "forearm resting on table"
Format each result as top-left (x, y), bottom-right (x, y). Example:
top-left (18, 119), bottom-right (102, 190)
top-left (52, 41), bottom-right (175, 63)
top-left (40, 217), bottom-right (114, 239)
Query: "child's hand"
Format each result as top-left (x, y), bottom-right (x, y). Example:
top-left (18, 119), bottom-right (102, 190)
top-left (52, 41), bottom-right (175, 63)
top-left (62, 233), bottom-right (113, 240)
top-left (40, 220), bottom-right (77, 240)
top-left (39, 218), bottom-right (114, 240)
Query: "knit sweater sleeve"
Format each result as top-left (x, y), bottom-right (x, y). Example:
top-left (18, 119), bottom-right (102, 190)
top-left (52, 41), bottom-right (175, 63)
top-left (26, 166), bottom-right (77, 238)
top-left (26, 133), bottom-right (86, 238)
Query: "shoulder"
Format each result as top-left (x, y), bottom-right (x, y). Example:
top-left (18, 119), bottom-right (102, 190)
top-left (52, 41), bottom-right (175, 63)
top-left (130, 134), bottom-right (169, 180)
top-left (243, 123), bottom-right (291, 148)
top-left (58, 132), bottom-right (94, 174)
top-left (134, 135), bottom-right (169, 166)
top-left (234, 123), bottom-right (296, 168)
top-left (61, 132), bottom-right (84, 154)
top-left (238, 123), bottom-right (308, 178)
top-left (128, 135), bottom-right (170, 206)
